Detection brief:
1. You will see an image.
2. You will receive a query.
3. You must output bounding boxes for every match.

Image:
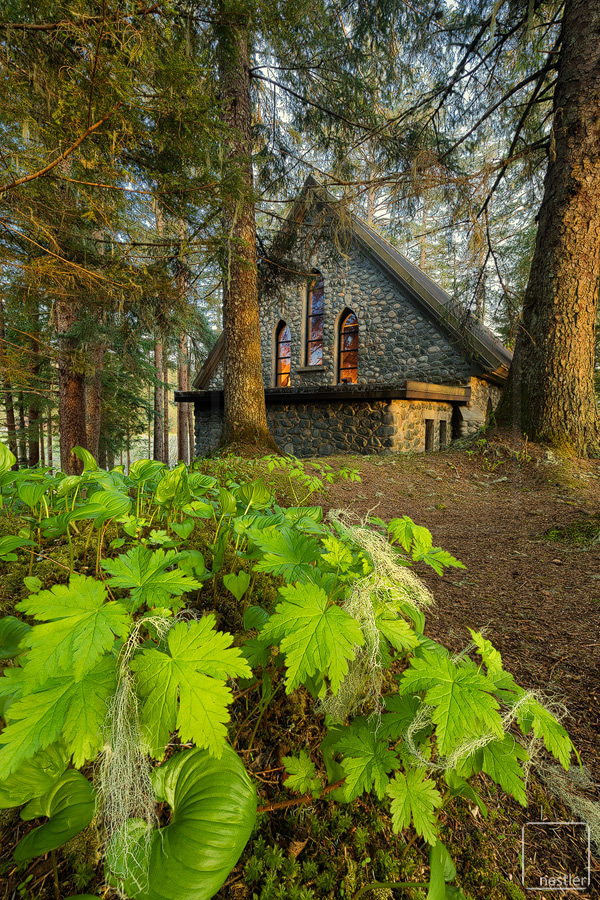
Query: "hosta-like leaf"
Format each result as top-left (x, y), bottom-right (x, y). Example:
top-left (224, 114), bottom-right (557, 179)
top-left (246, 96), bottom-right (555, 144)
top-left (334, 721), bottom-right (399, 800)
top-left (223, 571), bottom-right (251, 603)
top-left (0, 743), bottom-right (69, 809)
top-left (248, 526), bottom-right (321, 582)
top-left (400, 652), bottom-right (503, 756)
top-left (0, 441), bottom-right (16, 476)
top-left (102, 546), bottom-right (202, 610)
top-left (16, 575), bottom-right (130, 685)
top-left (261, 582), bottom-right (363, 693)
top-left (0, 535), bottom-right (34, 561)
top-left (0, 655), bottom-right (117, 774)
top-left (13, 770), bottom-right (96, 861)
top-left (131, 617), bottom-right (251, 758)
top-left (235, 480), bottom-right (272, 509)
top-left (387, 768), bottom-right (443, 845)
top-left (427, 842), bottom-right (458, 900)
top-left (0, 615), bottom-right (31, 659)
top-left (129, 459), bottom-right (165, 483)
top-left (72, 446), bottom-right (99, 472)
top-left (170, 519), bottom-right (194, 540)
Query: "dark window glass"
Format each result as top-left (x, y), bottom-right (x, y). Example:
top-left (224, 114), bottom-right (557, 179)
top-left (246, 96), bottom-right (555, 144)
top-left (306, 272), bottom-right (324, 365)
top-left (276, 322), bottom-right (291, 387)
top-left (338, 310), bottom-right (358, 383)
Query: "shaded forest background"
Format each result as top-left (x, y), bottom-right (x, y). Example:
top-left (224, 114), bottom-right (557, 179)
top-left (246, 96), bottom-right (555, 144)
top-left (0, 0), bottom-right (598, 470)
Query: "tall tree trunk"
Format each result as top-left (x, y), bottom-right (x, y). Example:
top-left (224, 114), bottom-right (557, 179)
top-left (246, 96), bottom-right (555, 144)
top-left (39, 419), bottom-right (45, 466)
top-left (500, 0), bottom-right (600, 455)
top-left (0, 299), bottom-right (19, 467)
top-left (55, 299), bottom-right (87, 474)
top-left (177, 332), bottom-right (189, 464)
top-left (28, 306), bottom-right (41, 467)
top-left (163, 355), bottom-right (170, 466)
top-left (47, 407), bottom-right (53, 471)
top-left (17, 393), bottom-right (27, 467)
top-left (86, 341), bottom-right (104, 460)
top-left (216, 2), bottom-right (278, 453)
top-left (153, 337), bottom-right (164, 462)
top-left (187, 356), bottom-right (194, 462)
top-left (420, 195), bottom-right (427, 272)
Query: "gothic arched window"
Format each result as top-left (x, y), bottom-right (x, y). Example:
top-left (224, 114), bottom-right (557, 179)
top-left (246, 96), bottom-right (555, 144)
top-left (275, 321), bottom-right (291, 387)
top-left (306, 270), bottom-right (324, 365)
top-left (338, 309), bottom-right (358, 383)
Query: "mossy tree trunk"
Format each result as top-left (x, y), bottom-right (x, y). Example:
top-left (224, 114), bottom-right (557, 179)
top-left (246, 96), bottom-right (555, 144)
top-left (55, 299), bottom-right (87, 475)
top-left (501, 0), bottom-right (600, 455)
top-left (216, 1), bottom-right (279, 455)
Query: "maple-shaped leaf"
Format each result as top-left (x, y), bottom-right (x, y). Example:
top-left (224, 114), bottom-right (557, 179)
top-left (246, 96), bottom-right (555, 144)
top-left (334, 721), bottom-right (399, 800)
top-left (374, 603), bottom-right (419, 653)
top-left (282, 750), bottom-right (322, 796)
top-left (480, 736), bottom-right (529, 806)
top-left (16, 575), bottom-right (130, 686)
top-left (386, 768), bottom-right (443, 844)
top-left (102, 546), bottom-right (202, 610)
top-left (400, 653), bottom-right (503, 756)
top-left (516, 695), bottom-right (574, 769)
top-left (0, 655), bottom-right (116, 775)
top-left (260, 582), bottom-right (363, 693)
top-left (248, 526), bottom-right (320, 582)
top-left (380, 694), bottom-right (422, 741)
top-left (130, 616), bottom-right (251, 758)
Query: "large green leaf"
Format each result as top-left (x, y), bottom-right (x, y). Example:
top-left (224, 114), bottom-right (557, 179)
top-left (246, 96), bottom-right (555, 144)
top-left (248, 526), bottom-right (321, 582)
top-left (13, 770), bottom-right (96, 861)
top-left (131, 747), bottom-right (255, 900)
top-left (386, 768), bottom-right (443, 845)
top-left (102, 546), bottom-right (202, 610)
top-left (72, 446), bottom-right (99, 472)
top-left (0, 441), bottom-right (16, 476)
top-left (0, 615), bottom-right (31, 659)
top-left (0, 743), bottom-right (69, 809)
top-left (87, 489), bottom-right (132, 524)
top-left (334, 720), bottom-right (399, 800)
top-left (0, 535), bottom-right (35, 562)
top-left (129, 459), bottom-right (165, 484)
top-left (235, 480), bottom-right (272, 510)
top-left (16, 575), bottom-right (130, 686)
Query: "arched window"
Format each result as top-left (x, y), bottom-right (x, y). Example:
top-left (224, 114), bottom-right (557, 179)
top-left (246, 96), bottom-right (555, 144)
top-left (306, 270), bottom-right (324, 366)
top-left (275, 321), bottom-right (291, 387)
top-left (338, 309), bottom-right (358, 383)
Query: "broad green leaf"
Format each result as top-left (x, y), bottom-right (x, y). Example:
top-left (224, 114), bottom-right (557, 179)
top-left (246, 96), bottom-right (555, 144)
top-left (248, 526), bottom-right (321, 582)
top-left (235, 480), bottom-right (272, 510)
top-left (380, 694), bottom-right (421, 741)
top-left (56, 475), bottom-right (81, 497)
top-left (14, 770), bottom-right (96, 861)
top-left (0, 743), bottom-right (69, 809)
top-left (387, 768), bottom-right (443, 844)
top-left (170, 519), bottom-right (194, 540)
top-left (241, 637), bottom-right (271, 668)
top-left (320, 534), bottom-right (355, 573)
top-left (421, 547), bottom-right (465, 576)
top-left (282, 750), bottom-right (322, 796)
top-left (102, 546), bottom-right (202, 610)
top-left (427, 842), bottom-right (457, 900)
top-left (261, 582), bottom-right (363, 694)
top-left (72, 446), bottom-right (99, 472)
top-left (109, 746), bottom-right (256, 900)
top-left (218, 487), bottom-right (237, 515)
top-left (443, 771), bottom-right (487, 818)
top-left (243, 605), bottom-right (269, 631)
top-left (0, 655), bottom-right (117, 774)
top-left (0, 615), bottom-right (31, 659)
top-left (87, 489), bottom-right (132, 524)
top-left (23, 576), bottom-right (42, 593)
top-left (131, 617), bottom-right (251, 758)
top-left (16, 575), bottom-right (130, 685)
top-left (400, 653), bottom-right (503, 756)
top-left (223, 571), bottom-right (251, 603)
top-left (17, 481), bottom-right (49, 509)
top-left (479, 736), bottom-right (528, 806)
top-left (129, 459), bottom-right (164, 483)
top-left (516, 696), bottom-right (573, 769)
top-left (187, 472), bottom-right (217, 495)
top-left (335, 721), bottom-right (399, 800)
top-left (375, 606), bottom-right (419, 653)
top-left (0, 535), bottom-right (34, 561)
top-left (0, 441), bottom-right (16, 476)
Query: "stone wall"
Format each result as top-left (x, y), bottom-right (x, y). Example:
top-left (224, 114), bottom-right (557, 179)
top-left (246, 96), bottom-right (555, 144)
top-left (388, 400), bottom-right (453, 453)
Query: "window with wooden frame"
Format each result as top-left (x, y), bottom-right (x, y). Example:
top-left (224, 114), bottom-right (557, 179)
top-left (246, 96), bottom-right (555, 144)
top-left (338, 309), bottom-right (358, 383)
top-left (306, 270), bottom-right (324, 365)
top-left (275, 321), bottom-right (291, 387)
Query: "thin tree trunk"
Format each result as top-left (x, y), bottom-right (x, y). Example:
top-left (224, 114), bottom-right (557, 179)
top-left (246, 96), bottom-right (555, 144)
top-left (500, 0), bottom-right (600, 455)
top-left (153, 338), bottom-right (164, 462)
top-left (163, 355), bottom-right (169, 466)
top-left (187, 355), bottom-right (194, 462)
top-left (47, 407), bottom-right (53, 471)
top-left (17, 393), bottom-right (27, 467)
top-left (0, 299), bottom-right (19, 467)
top-left (28, 306), bottom-right (41, 467)
top-left (85, 341), bottom-right (104, 460)
top-left (420, 195), bottom-right (427, 272)
top-left (216, 2), bottom-right (278, 453)
top-left (55, 299), bottom-right (87, 474)
top-left (177, 333), bottom-right (189, 464)
top-left (39, 419), bottom-right (45, 466)
top-left (147, 382), bottom-right (152, 458)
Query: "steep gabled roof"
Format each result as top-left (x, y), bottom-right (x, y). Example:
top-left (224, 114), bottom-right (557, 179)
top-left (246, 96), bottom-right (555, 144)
top-left (193, 176), bottom-right (512, 389)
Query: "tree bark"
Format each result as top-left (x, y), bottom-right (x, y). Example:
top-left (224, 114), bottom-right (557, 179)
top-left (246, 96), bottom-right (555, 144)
top-left (177, 332), bottom-right (189, 464)
top-left (85, 341), bottom-right (105, 461)
top-left (153, 337), bottom-right (164, 462)
top-left (28, 306), bottom-right (41, 467)
top-left (500, 0), bottom-right (600, 455)
top-left (0, 299), bottom-right (19, 467)
top-left (163, 354), bottom-right (170, 465)
top-left (17, 393), bottom-right (27, 467)
top-left (55, 299), bottom-right (87, 474)
top-left (216, 1), bottom-right (278, 454)
top-left (47, 407), bottom-right (53, 471)
top-left (187, 358), bottom-right (194, 462)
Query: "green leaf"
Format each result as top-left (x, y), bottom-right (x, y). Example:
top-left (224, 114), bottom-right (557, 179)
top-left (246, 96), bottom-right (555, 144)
top-left (320, 534), bottom-right (355, 573)
top-left (23, 576), bottom-right (42, 594)
top-left (0, 743), bottom-right (69, 809)
top-left (102, 547), bottom-right (202, 610)
top-left (380, 695), bottom-right (421, 741)
top-left (235, 480), bottom-right (272, 510)
top-left (335, 721), bottom-right (399, 800)
top-left (14, 770), bottom-right (95, 861)
top-left (516, 696), bottom-right (573, 769)
top-left (375, 606), bottom-right (419, 653)
top-left (16, 575), bottom-right (130, 686)
top-left (87, 489), bottom-right (132, 524)
top-left (0, 441), bottom-right (16, 476)
top-left (0, 655), bottom-right (117, 774)
top-left (218, 487), bottom-right (237, 515)
top-left (223, 571), bottom-right (251, 603)
top-left (0, 615), bottom-right (31, 659)
top-left (261, 582), bottom-right (363, 693)
top-left (443, 771), bottom-right (488, 818)
top-left (131, 617), bottom-right (251, 758)
top-left (480, 736), bottom-right (528, 806)
top-left (118, 747), bottom-right (255, 900)
top-left (248, 526), bottom-right (321, 582)
top-left (129, 459), bottom-right (164, 483)
top-left (427, 842), bottom-right (457, 900)
top-left (468, 629), bottom-right (503, 675)
top-left (17, 481), bottom-right (49, 510)
top-left (0, 535), bottom-right (34, 561)
top-left (421, 547), bottom-right (466, 576)
top-left (400, 653), bottom-right (503, 756)
top-left (243, 605), bottom-right (269, 631)
top-left (170, 519), bottom-right (194, 540)
top-left (72, 446), bottom-right (99, 472)
top-left (387, 768), bottom-right (443, 845)
top-left (282, 750), bottom-right (322, 796)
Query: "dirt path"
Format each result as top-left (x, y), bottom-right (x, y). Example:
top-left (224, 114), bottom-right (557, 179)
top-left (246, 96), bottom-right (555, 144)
top-left (326, 436), bottom-right (600, 782)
